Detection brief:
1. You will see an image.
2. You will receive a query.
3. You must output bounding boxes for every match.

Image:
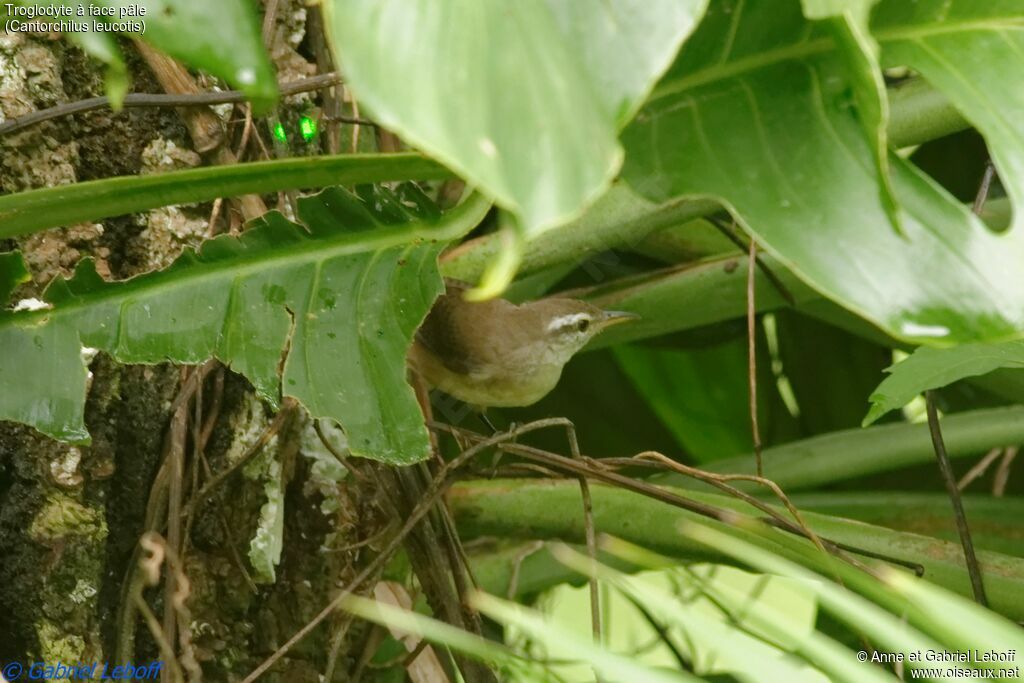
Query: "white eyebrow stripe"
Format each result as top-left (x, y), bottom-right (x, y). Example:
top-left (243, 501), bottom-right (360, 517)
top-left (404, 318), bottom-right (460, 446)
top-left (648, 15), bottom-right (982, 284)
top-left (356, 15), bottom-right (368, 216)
top-left (546, 313), bottom-right (589, 332)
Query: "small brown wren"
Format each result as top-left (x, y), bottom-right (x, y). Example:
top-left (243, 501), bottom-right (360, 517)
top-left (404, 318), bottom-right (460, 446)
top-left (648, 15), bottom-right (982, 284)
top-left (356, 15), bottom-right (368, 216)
top-left (409, 280), bottom-right (637, 407)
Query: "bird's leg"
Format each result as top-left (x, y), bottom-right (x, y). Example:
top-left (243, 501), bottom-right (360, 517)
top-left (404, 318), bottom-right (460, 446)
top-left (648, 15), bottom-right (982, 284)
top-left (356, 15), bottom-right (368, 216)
top-left (477, 409), bottom-right (499, 434)
top-left (485, 415), bottom-right (520, 478)
top-left (506, 540), bottom-right (546, 599)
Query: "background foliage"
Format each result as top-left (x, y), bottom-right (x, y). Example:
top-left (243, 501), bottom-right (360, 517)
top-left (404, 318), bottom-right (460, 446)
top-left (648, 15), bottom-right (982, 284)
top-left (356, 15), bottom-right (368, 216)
top-left (1, 0), bottom-right (1023, 680)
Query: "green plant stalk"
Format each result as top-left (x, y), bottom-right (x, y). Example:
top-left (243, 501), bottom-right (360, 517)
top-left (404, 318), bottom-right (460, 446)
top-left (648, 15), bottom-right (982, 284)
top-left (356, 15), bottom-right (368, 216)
top-left (581, 251), bottom-right (819, 349)
top-left (649, 406), bottom-right (1024, 492)
top-left (470, 542), bottom-right (639, 599)
top-left (469, 491), bottom-right (1024, 600)
top-left (886, 77), bottom-right (969, 153)
top-left (0, 153), bottom-right (451, 239)
top-left (789, 493), bottom-right (1024, 558)
top-left (449, 479), bottom-right (1024, 621)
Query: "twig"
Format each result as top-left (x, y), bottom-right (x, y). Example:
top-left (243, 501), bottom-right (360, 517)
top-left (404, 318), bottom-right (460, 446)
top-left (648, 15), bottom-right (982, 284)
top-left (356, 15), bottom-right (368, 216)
top-left (925, 391), bottom-right (987, 605)
top-left (993, 446), bottom-right (1018, 497)
top-left (130, 535), bottom-right (185, 683)
top-left (307, 5), bottom-right (342, 154)
top-left (747, 239), bottom-right (764, 478)
top-left (133, 41), bottom-right (225, 153)
top-left (314, 418), bottom-right (369, 483)
top-left (594, 454), bottom-right (923, 575)
top-left (261, 0), bottom-right (281, 47)
top-left (619, 587), bottom-right (691, 671)
top-left (322, 595), bottom-right (370, 683)
top-left (114, 362), bottom-right (215, 664)
top-left (349, 94), bottom-right (363, 154)
top-left (241, 419), bottom-right (574, 683)
top-left (928, 159), bottom-right (1000, 604)
top-left (163, 537), bottom-right (202, 682)
top-left (186, 366), bottom-right (257, 593)
top-left (564, 422), bottom-right (602, 644)
top-left (162, 369), bottom-right (191, 660)
top-left (631, 451), bottom-right (831, 561)
top-left (182, 399), bottom-right (296, 528)
top-left (708, 215), bottom-right (795, 306)
top-left (506, 541), bottom-right (545, 599)
top-left (957, 447), bottom-right (1003, 491)
top-left (439, 423), bottom-right (922, 575)
top-left (972, 161), bottom-right (996, 215)
top-left (0, 73), bottom-right (365, 136)
top-left (324, 523), bottom-right (396, 554)
top-left (350, 623), bottom-right (386, 682)
top-left (408, 368), bottom-right (489, 665)
top-left (197, 367), bottom-right (225, 451)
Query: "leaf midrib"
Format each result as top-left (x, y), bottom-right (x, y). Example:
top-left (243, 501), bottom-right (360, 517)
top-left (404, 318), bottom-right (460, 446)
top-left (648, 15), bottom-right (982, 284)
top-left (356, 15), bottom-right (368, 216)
top-left (649, 16), bottom-right (1024, 103)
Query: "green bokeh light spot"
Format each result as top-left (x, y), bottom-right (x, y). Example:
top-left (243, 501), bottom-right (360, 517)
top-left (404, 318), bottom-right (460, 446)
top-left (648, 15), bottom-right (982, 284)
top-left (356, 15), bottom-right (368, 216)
top-left (272, 122), bottom-right (287, 143)
top-left (299, 116), bottom-right (317, 142)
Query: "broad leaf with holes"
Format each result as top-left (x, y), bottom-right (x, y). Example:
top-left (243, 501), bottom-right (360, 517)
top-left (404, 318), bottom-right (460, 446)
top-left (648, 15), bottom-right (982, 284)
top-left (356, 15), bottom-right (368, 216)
top-left (322, 0), bottom-right (707, 241)
top-left (623, 0), bottom-right (1024, 344)
top-left (0, 188), bottom-right (490, 463)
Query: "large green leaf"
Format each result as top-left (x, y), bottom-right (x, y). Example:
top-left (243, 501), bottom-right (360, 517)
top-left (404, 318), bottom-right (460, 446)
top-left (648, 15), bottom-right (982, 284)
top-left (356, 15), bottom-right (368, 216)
top-left (802, 0), bottom-right (900, 231)
top-left (0, 188), bottom-right (491, 463)
top-left (650, 406), bottom-right (1024, 492)
top-left (322, 0), bottom-right (707, 240)
top-left (623, 0), bottom-right (1024, 344)
top-left (875, 1), bottom-right (1024, 234)
top-left (864, 341), bottom-right (1024, 425)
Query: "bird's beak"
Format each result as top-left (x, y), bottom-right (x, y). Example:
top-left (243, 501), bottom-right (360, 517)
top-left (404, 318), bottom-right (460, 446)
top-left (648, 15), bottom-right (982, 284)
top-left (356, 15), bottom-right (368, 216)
top-left (597, 310), bottom-right (640, 329)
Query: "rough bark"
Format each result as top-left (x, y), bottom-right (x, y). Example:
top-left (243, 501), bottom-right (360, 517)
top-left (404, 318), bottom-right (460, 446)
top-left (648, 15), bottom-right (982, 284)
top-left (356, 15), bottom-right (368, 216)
top-left (0, 5), bottom-right (406, 679)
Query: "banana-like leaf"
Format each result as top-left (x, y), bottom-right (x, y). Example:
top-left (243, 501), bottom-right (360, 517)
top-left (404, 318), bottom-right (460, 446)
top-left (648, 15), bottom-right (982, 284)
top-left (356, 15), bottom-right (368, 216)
top-left (474, 593), bottom-right (702, 683)
top-left (322, 0), bottom-right (707, 241)
top-left (864, 341), bottom-right (1024, 425)
top-left (0, 188), bottom-right (491, 463)
top-left (623, 0), bottom-right (1024, 344)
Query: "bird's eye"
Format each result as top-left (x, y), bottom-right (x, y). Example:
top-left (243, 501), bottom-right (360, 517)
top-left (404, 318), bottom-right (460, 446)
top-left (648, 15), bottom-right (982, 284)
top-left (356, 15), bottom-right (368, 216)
top-left (576, 318), bottom-right (590, 333)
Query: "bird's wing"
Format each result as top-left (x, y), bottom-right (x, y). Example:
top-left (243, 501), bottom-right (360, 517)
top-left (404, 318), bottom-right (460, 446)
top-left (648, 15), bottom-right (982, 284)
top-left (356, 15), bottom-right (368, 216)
top-left (415, 281), bottom-right (523, 378)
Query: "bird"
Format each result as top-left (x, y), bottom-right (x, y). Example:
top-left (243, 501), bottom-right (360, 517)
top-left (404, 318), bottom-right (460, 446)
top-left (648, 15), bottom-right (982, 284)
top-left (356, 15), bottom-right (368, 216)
top-left (409, 279), bottom-right (637, 408)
